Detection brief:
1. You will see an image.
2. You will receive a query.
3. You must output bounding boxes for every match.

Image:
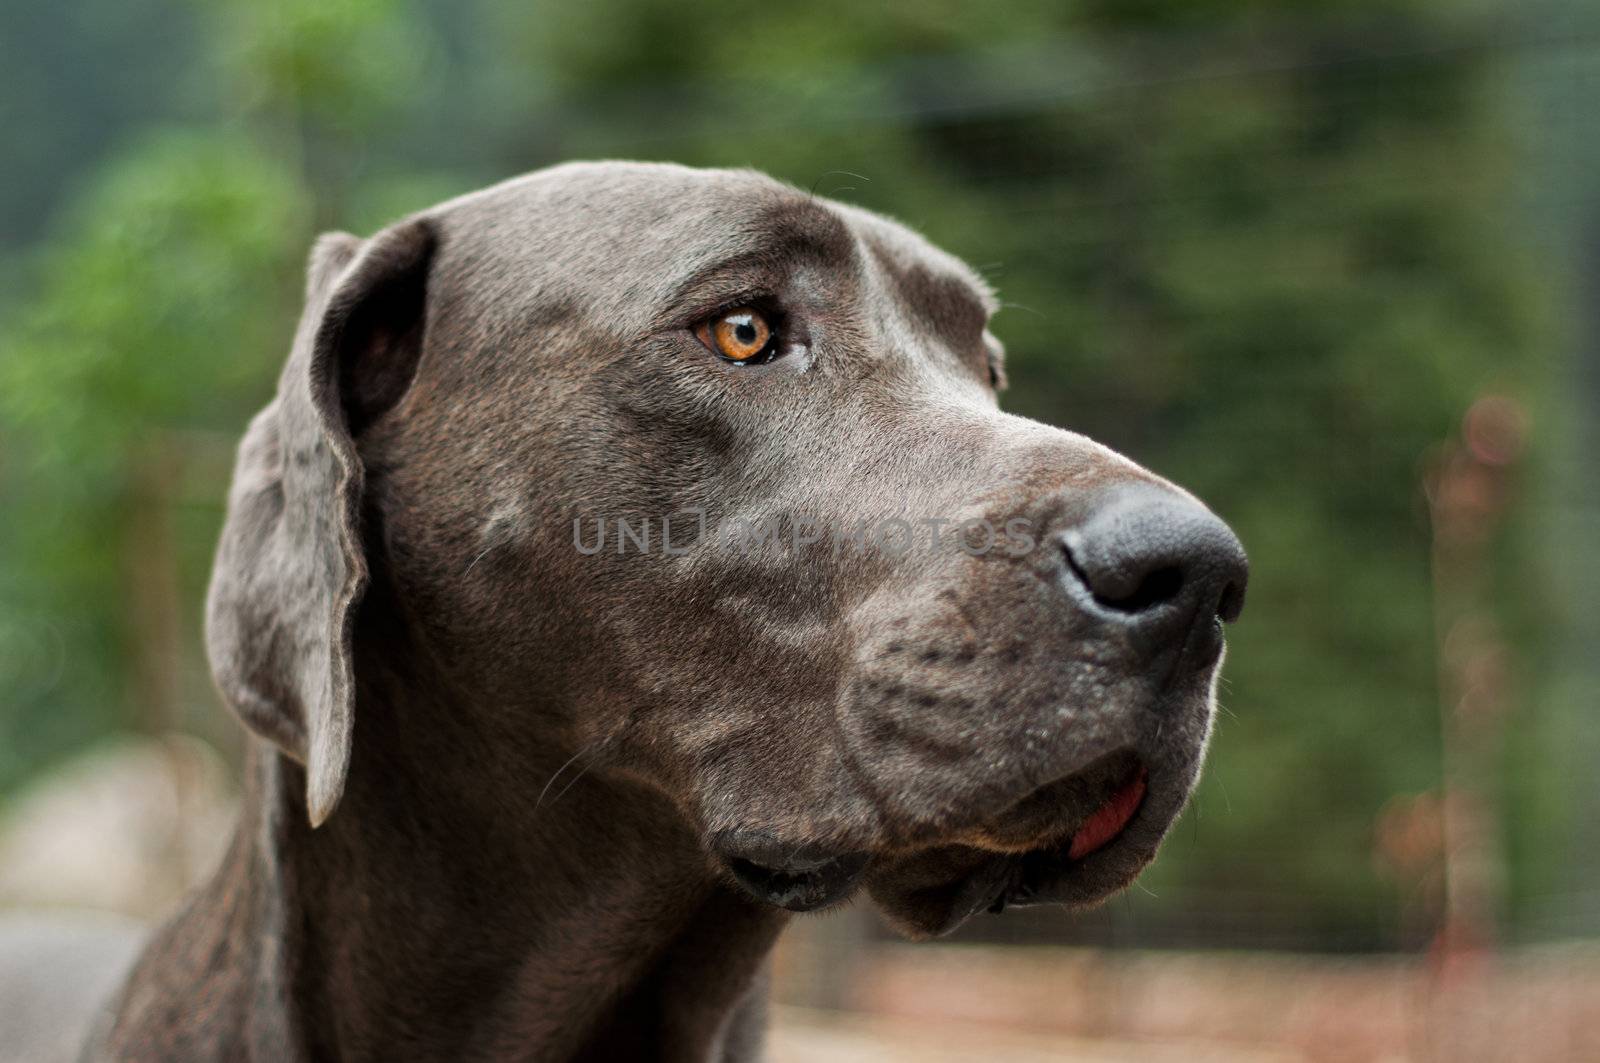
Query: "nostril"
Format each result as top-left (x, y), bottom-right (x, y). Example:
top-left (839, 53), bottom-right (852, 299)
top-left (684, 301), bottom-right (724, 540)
top-left (1064, 541), bottom-right (1185, 614)
top-left (1117, 565), bottom-right (1185, 612)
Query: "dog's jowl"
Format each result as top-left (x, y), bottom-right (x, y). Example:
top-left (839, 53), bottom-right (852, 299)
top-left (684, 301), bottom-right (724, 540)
top-left (7, 162), bottom-right (1247, 1063)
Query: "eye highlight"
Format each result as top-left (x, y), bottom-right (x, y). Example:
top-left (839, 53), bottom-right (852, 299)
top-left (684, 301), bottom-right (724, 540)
top-left (694, 307), bottom-right (778, 364)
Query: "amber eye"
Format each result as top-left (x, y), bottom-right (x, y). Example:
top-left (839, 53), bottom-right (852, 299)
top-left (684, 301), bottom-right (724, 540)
top-left (695, 307), bottom-right (775, 363)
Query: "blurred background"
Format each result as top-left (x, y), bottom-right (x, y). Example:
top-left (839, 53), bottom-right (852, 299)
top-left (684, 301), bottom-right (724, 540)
top-left (2, 0), bottom-right (1598, 1058)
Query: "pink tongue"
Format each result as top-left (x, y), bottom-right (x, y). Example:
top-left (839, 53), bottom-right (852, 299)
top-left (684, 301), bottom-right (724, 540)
top-left (1068, 769), bottom-right (1148, 860)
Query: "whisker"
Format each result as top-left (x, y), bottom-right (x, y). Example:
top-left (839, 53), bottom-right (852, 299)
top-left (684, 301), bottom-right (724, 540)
top-left (534, 742), bottom-right (600, 812)
top-left (546, 754), bottom-right (602, 808)
top-left (464, 541), bottom-right (499, 577)
top-left (809, 169), bottom-right (871, 199)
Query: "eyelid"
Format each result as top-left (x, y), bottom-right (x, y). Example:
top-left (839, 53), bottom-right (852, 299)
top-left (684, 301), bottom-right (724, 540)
top-left (672, 287), bottom-right (780, 333)
top-left (983, 330), bottom-right (1007, 390)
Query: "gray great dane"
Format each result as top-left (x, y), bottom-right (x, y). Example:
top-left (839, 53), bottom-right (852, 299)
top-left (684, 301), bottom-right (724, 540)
top-left (0, 162), bottom-right (1246, 1061)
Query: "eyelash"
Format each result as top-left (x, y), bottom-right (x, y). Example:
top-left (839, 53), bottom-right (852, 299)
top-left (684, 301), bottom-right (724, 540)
top-left (987, 357), bottom-right (1006, 390)
top-left (681, 289), bottom-right (778, 332)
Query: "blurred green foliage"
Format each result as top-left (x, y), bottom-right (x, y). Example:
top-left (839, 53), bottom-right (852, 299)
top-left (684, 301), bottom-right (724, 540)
top-left (0, 131), bottom-right (307, 780)
top-left (1, 0), bottom-right (1590, 949)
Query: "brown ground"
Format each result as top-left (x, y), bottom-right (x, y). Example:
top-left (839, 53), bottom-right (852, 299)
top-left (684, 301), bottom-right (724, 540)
top-left (771, 941), bottom-right (1600, 1062)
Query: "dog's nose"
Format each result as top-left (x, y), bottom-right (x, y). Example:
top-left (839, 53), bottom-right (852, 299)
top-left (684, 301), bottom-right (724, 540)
top-left (1059, 484), bottom-right (1247, 644)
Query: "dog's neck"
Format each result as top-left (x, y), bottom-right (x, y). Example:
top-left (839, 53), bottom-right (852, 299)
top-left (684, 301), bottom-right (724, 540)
top-left (98, 690), bottom-right (787, 1062)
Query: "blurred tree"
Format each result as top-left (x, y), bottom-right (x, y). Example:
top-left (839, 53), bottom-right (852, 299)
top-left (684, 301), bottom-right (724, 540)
top-left (0, 0), bottom-right (199, 250)
top-left (0, 0), bottom-right (437, 789)
top-left (0, 132), bottom-right (307, 786)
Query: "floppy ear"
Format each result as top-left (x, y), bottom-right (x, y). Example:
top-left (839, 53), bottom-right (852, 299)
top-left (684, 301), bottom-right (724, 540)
top-left (206, 219), bottom-right (436, 827)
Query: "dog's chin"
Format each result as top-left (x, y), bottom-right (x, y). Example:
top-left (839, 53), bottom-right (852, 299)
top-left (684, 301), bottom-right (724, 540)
top-left (864, 757), bottom-right (1188, 939)
top-left (862, 834), bottom-right (1152, 940)
top-left (714, 748), bottom-right (1189, 933)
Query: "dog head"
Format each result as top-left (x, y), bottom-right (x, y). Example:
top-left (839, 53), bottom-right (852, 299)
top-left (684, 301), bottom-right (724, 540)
top-left (206, 162), bottom-right (1246, 938)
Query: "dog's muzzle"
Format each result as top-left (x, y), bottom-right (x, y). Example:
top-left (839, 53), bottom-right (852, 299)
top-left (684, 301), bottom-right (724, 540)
top-left (713, 481), bottom-right (1247, 925)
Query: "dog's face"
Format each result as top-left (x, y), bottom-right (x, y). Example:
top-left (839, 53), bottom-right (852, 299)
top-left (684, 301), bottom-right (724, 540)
top-left (208, 162), bottom-right (1245, 938)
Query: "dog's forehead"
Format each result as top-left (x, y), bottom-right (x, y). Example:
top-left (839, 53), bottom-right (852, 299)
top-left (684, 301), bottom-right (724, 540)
top-left (830, 202), bottom-right (996, 313)
top-left (430, 161), bottom-right (846, 285)
top-left (424, 162), bottom-right (995, 332)
top-left (830, 202), bottom-right (998, 346)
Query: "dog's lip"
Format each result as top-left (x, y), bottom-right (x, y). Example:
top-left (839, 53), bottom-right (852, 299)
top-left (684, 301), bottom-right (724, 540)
top-left (956, 748), bottom-right (1148, 855)
top-left (721, 852), bottom-right (869, 912)
top-left (862, 757), bottom-right (1176, 937)
top-left (1066, 766), bottom-right (1147, 860)
top-left (996, 766), bottom-right (1156, 911)
top-left (967, 760), bottom-right (1150, 912)
top-left (711, 831), bottom-right (870, 912)
top-left (713, 756), bottom-right (1154, 921)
